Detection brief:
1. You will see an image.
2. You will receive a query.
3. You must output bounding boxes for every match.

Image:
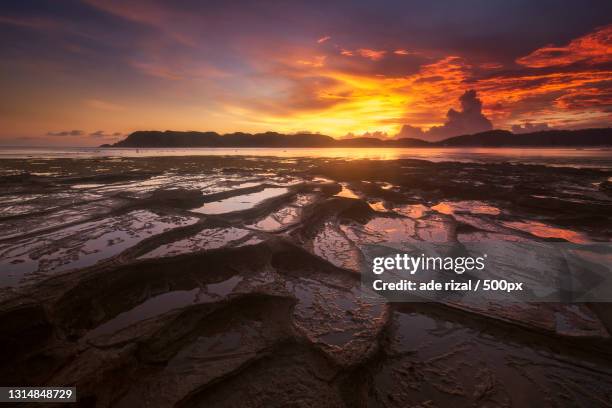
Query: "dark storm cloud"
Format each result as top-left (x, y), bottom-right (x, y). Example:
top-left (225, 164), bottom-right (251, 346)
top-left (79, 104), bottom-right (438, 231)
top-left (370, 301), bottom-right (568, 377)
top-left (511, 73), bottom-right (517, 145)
top-left (399, 90), bottom-right (493, 141)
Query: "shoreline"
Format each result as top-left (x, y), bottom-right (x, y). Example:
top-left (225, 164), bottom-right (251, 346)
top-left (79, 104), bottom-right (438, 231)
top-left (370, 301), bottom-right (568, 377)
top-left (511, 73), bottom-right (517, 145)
top-left (1, 154), bottom-right (611, 405)
top-left (1, 146), bottom-right (611, 170)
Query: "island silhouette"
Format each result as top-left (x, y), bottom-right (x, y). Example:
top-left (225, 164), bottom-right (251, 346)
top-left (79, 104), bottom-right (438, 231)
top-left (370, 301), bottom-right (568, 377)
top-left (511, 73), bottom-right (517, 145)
top-left (104, 128), bottom-right (612, 148)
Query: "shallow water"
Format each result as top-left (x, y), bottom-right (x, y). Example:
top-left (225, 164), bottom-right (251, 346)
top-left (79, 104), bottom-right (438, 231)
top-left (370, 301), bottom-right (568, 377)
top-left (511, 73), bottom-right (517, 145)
top-left (502, 220), bottom-right (590, 243)
top-left (2, 146), bottom-right (612, 168)
top-left (374, 308), bottom-right (612, 406)
top-left (0, 210), bottom-right (198, 287)
top-left (335, 184), bottom-right (360, 199)
top-left (193, 187), bottom-right (289, 214)
top-left (140, 227), bottom-right (253, 259)
top-left (0, 154), bottom-right (610, 406)
top-left (432, 200), bottom-right (501, 215)
top-left (87, 275), bottom-right (243, 340)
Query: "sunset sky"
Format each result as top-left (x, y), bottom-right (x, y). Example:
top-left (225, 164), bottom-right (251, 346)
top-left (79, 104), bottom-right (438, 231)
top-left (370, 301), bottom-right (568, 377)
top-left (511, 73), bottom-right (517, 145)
top-left (1, 0), bottom-right (611, 146)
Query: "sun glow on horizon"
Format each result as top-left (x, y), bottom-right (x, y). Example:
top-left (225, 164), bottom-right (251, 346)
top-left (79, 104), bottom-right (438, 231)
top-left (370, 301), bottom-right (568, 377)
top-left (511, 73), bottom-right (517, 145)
top-left (0, 3), bottom-right (610, 146)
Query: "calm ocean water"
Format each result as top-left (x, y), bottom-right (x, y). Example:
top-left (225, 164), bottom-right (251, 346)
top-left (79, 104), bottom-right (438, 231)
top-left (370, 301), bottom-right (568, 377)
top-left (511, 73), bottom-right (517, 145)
top-left (1, 146), bottom-right (611, 169)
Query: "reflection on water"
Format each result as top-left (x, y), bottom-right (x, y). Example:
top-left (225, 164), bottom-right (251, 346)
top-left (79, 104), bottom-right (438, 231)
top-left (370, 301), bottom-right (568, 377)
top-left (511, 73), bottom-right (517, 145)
top-left (335, 184), bottom-right (360, 199)
top-left (394, 204), bottom-right (429, 218)
top-left (0, 210), bottom-right (198, 287)
top-left (140, 227), bottom-right (252, 259)
top-left (249, 206), bottom-right (301, 231)
top-left (86, 288), bottom-right (203, 339)
top-left (2, 147), bottom-right (612, 168)
top-left (503, 221), bottom-right (590, 243)
top-left (376, 308), bottom-right (612, 406)
top-left (432, 201), bottom-right (501, 216)
top-left (193, 187), bottom-right (288, 214)
top-left (368, 200), bottom-right (387, 212)
top-left (86, 276), bottom-right (242, 340)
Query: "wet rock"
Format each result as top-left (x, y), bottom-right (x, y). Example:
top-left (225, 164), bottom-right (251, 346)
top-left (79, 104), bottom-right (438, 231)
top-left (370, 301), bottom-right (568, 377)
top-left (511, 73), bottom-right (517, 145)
top-left (147, 188), bottom-right (206, 209)
top-left (0, 304), bottom-right (52, 366)
top-left (0, 197), bottom-right (129, 240)
top-left (53, 244), bottom-right (273, 333)
top-left (0, 155), bottom-right (610, 406)
top-left (139, 226), bottom-right (256, 258)
top-left (177, 342), bottom-right (344, 408)
top-left (61, 171), bottom-right (160, 186)
top-left (288, 280), bottom-right (388, 366)
top-left (0, 210), bottom-right (199, 288)
top-left (371, 307), bottom-right (612, 407)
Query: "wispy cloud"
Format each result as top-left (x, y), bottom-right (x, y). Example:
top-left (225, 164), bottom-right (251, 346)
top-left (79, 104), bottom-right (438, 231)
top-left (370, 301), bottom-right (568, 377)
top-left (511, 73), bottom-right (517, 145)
top-left (130, 61), bottom-right (183, 80)
top-left (0, 15), bottom-right (59, 30)
top-left (47, 130), bottom-right (84, 136)
top-left (296, 56), bottom-right (326, 68)
top-left (86, 99), bottom-right (126, 111)
top-left (393, 49), bottom-right (414, 56)
top-left (83, 0), bottom-right (197, 46)
top-left (340, 48), bottom-right (387, 61)
top-left (89, 130), bottom-right (123, 138)
top-left (357, 49), bottom-right (386, 60)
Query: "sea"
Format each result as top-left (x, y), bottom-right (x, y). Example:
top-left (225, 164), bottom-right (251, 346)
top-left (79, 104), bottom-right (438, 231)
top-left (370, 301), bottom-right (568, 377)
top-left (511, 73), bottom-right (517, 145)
top-left (1, 146), bottom-right (611, 169)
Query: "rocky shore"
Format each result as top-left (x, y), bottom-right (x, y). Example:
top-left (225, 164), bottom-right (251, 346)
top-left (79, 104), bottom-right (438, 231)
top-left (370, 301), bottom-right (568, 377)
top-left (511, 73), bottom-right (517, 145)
top-left (0, 155), bottom-right (611, 407)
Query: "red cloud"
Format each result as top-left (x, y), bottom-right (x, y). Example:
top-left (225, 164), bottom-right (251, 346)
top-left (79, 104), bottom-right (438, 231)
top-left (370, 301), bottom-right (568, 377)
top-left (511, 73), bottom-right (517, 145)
top-left (516, 24), bottom-right (612, 68)
top-left (339, 48), bottom-right (386, 60)
top-left (356, 49), bottom-right (386, 61)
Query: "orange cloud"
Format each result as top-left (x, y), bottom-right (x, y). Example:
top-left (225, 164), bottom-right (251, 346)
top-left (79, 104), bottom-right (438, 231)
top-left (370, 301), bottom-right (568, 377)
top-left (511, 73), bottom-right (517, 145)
top-left (393, 49), bottom-right (412, 56)
top-left (516, 24), bottom-right (612, 67)
top-left (296, 56), bottom-right (326, 67)
top-left (339, 48), bottom-right (388, 60)
top-left (555, 86), bottom-right (612, 110)
top-left (231, 25), bottom-right (611, 136)
top-left (356, 49), bottom-right (386, 60)
top-left (221, 54), bottom-right (471, 136)
top-left (476, 71), bottom-right (611, 107)
top-left (403, 56), bottom-right (470, 126)
top-left (5, 4), bottom-right (610, 143)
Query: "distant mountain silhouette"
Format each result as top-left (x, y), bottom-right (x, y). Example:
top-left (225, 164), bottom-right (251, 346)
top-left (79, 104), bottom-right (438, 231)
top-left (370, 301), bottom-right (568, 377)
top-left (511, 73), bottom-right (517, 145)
top-left (103, 128), bottom-right (612, 148)
top-left (105, 131), bottom-right (336, 148)
top-left (438, 128), bottom-right (612, 147)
